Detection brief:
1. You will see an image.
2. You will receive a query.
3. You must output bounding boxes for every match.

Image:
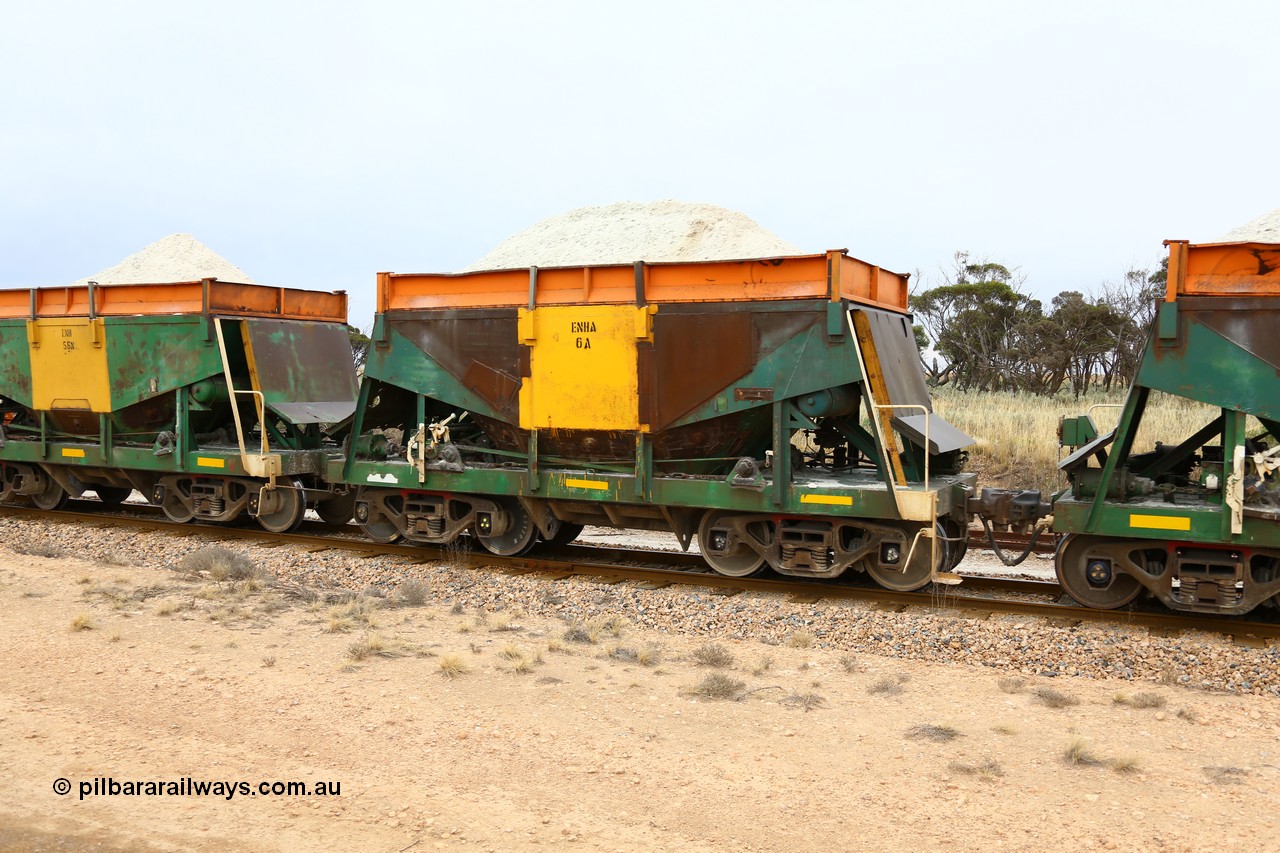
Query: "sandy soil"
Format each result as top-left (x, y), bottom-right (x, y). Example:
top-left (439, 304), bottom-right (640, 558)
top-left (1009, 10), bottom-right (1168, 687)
top-left (2, 544), bottom-right (1278, 852)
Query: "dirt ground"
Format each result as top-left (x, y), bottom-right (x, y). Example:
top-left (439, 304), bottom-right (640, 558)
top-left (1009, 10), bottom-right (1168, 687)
top-left (2, 544), bottom-right (1278, 853)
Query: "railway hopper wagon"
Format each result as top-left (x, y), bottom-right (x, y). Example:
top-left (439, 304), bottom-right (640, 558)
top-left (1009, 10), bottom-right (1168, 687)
top-left (1056, 240), bottom-right (1280, 615)
top-left (0, 278), bottom-right (359, 532)
top-left (342, 250), bottom-right (979, 590)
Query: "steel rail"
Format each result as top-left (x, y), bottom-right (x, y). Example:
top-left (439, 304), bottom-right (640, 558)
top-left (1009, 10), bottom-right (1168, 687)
top-left (4, 502), bottom-right (1278, 642)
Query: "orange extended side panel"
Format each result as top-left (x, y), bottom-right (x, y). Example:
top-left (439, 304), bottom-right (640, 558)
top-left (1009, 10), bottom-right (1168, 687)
top-left (1170, 241), bottom-right (1280, 298)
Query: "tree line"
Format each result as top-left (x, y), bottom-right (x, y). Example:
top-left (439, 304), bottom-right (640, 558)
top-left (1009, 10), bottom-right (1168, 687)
top-left (909, 251), bottom-right (1167, 397)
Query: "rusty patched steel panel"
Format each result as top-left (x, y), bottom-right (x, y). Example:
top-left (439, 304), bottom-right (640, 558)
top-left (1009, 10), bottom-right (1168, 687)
top-left (242, 319), bottom-right (359, 424)
top-left (1186, 297), bottom-right (1280, 371)
top-left (390, 311), bottom-right (523, 421)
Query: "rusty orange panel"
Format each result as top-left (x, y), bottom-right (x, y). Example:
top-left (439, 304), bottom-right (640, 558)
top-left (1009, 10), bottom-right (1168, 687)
top-left (377, 250), bottom-right (912, 313)
top-left (0, 280), bottom-right (346, 321)
top-left (1170, 241), bottom-right (1280, 298)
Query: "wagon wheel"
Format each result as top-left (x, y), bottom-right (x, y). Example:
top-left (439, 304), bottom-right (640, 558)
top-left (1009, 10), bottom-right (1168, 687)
top-left (697, 511), bottom-right (767, 578)
top-left (865, 522), bottom-right (947, 592)
top-left (158, 480), bottom-right (195, 523)
top-left (942, 518), bottom-right (968, 569)
top-left (316, 490), bottom-right (357, 525)
top-left (95, 486), bottom-right (133, 506)
top-left (257, 480), bottom-right (306, 534)
top-left (31, 477), bottom-right (69, 511)
top-left (1055, 534), bottom-right (1142, 610)
top-left (542, 520), bottom-right (585, 546)
top-left (476, 500), bottom-right (538, 557)
top-left (360, 511), bottom-right (402, 544)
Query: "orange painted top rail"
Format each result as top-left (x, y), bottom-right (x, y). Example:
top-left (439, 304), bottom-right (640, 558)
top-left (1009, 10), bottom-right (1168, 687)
top-left (377, 250), bottom-right (910, 313)
top-left (1165, 240), bottom-right (1280, 301)
top-left (0, 279), bottom-right (348, 323)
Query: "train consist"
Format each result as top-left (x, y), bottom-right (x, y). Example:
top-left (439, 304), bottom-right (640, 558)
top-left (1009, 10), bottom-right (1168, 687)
top-left (0, 239), bottom-right (1276, 616)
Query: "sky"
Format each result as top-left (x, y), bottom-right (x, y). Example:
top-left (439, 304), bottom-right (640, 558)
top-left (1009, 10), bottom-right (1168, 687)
top-left (2, 1), bottom-right (1277, 328)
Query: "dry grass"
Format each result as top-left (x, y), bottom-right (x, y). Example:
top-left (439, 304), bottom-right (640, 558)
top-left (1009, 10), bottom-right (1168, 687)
top-left (261, 655), bottom-right (276, 668)
top-left (948, 759), bottom-right (1004, 779)
top-left (785, 630), bottom-right (816, 649)
top-left (563, 619), bottom-right (607, 645)
top-left (691, 642), bottom-right (735, 668)
top-left (1113, 691), bottom-right (1167, 709)
top-left (934, 387), bottom-right (1218, 493)
top-left (906, 724), bottom-right (961, 742)
top-left (1032, 686), bottom-right (1078, 709)
top-left (437, 652), bottom-right (470, 679)
top-left (868, 677), bottom-right (905, 697)
top-left (751, 655), bottom-right (775, 676)
top-left (688, 673), bottom-right (745, 700)
top-left (1063, 737), bottom-right (1103, 766)
top-left (69, 612), bottom-right (94, 631)
top-left (1109, 755), bottom-right (1141, 774)
top-left (1176, 707), bottom-right (1199, 723)
top-left (608, 644), bottom-right (661, 667)
top-left (837, 653), bottom-right (859, 673)
top-left (325, 595), bottom-right (379, 633)
top-left (992, 723), bottom-right (1017, 735)
top-left (346, 632), bottom-right (406, 662)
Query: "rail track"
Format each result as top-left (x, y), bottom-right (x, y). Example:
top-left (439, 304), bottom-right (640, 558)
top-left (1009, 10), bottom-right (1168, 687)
top-left (3, 501), bottom-right (1278, 643)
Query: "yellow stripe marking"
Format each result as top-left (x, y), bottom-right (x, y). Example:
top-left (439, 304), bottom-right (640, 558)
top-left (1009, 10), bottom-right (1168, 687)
top-left (197, 457), bottom-right (226, 469)
top-left (61, 447), bottom-right (86, 458)
top-left (564, 478), bottom-right (609, 491)
top-left (1129, 514), bottom-right (1191, 531)
top-left (800, 494), bottom-right (853, 506)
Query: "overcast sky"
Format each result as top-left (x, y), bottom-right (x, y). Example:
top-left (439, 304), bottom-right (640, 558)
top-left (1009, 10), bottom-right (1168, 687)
top-left (2, 1), bottom-right (1276, 326)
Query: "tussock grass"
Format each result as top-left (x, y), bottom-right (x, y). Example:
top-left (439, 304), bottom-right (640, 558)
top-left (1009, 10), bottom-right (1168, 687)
top-left (868, 677), bottom-right (904, 696)
top-left (906, 724), bottom-right (961, 742)
top-left (997, 676), bottom-right (1026, 694)
top-left (751, 655), bottom-right (775, 676)
top-left (948, 759), bottom-right (1004, 779)
top-left (608, 644), bottom-right (661, 667)
top-left (97, 551), bottom-right (131, 567)
top-left (346, 632), bottom-right (405, 662)
top-left (1113, 691), bottom-right (1167, 709)
top-left (1110, 755), bottom-right (1141, 774)
top-left (261, 655), bottom-right (276, 668)
top-left (1032, 686), bottom-right (1078, 708)
top-left (691, 642), bottom-right (735, 668)
top-left (785, 630), bottom-right (816, 649)
top-left (992, 724), bottom-right (1017, 735)
top-left (69, 613), bottom-right (94, 631)
top-left (1063, 737), bottom-right (1103, 766)
top-left (437, 652), bottom-right (470, 679)
top-left (325, 595), bottom-right (378, 633)
top-left (563, 620), bottom-right (604, 645)
top-left (838, 654), bottom-right (858, 673)
top-left (688, 673), bottom-right (745, 700)
top-left (154, 599), bottom-right (194, 617)
top-left (487, 612), bottom-right (518, 632)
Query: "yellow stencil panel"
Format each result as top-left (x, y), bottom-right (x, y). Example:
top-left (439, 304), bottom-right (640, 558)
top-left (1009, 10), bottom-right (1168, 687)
top-left (1129, 514), bottom-right (1191, 531)
top-left (564, 478), bottom-right (610, 491)
top-left (518, 304), bottom-right (654, 431)
top-left (800, 494), bottom-right (853, 506)
top-left (28, 319), bottom-right (110, 412)
top-left (197, 457), bottom-right (227, 469)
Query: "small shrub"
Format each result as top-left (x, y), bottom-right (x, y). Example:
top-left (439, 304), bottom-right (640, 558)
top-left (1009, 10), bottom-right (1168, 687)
top-left (261, 655), bottom-right (276, 668)
top-left (69, 613), bottom-right (94, 631)
top-left (438, 652), bottom-right (470, 679)
top-left (997, 676), bottom-right (1026, 694)
top-left (1063, 737), bottom-right (1102, 766)
top-left (449, 601), bottom-right (465, 615)
top-left (782, 692), bottom-right (826, 712)
top-left (108, 632), bottom-right (121, 643)
top-left (1203, 766), bottom-right (1247, 785)
top-left (785, 630), bottom-right (816, 649)
top-left (992, 724), bottom-right (1017, 735)
top-left (906, 724), bottom-right (961, 742)
top-left (691, 642), bottom-right (735, 668)
top-left (18, 542), bottom-right (65, 559)
top-left (176, 547), bottom-right (267, 583)
top-left (868, 677), bottom-right (904, 697)
top-left (689, 673), bottom-right (745, 700)
top-left (838, 654), bottom-right (858, 673)
top-left (397, 579), bottom-right (429, 606)
top-left (1176, 707), bottom-right (1199, 723)
top-left (98, 551), bottom-right (131, 567)
top-left (602, 615), bottom-right (628, 637)
top-left (751, 655), bottom-right (775, 676)
top-left (1033, 686), bottom-right (1078, 709)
